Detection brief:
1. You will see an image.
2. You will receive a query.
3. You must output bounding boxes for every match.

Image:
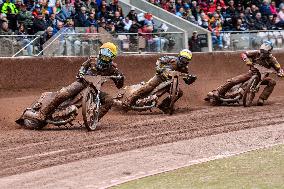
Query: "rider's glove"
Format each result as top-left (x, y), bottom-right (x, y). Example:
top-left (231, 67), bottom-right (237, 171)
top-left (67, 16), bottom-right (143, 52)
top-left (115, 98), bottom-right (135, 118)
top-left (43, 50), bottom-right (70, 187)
top-left (183, 75), bottom-right (197, 85)
top-left (277, 69), bottom-right (284, 77)
top-left (114, 74), bottom-right (125, 89)
top-left (245, 59), bottom-right (253, 66)
top-left (241, 53), bottom-right (253, 66)
top-left (76, 70), bottom-right (85, 79)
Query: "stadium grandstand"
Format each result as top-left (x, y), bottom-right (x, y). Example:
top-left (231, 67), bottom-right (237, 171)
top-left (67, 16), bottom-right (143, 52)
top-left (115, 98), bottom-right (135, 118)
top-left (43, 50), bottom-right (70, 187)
top-left (0, 0), bottom-right (283, 56)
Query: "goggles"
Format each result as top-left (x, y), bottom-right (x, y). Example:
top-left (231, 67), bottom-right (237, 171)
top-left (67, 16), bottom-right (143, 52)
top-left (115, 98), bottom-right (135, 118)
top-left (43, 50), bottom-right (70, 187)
top-left (100, 55), bottom-right (112, 62)
top-left (179, 56), bottom-right (190, 64)
top-left (99, 48), bottom-right (114, 62)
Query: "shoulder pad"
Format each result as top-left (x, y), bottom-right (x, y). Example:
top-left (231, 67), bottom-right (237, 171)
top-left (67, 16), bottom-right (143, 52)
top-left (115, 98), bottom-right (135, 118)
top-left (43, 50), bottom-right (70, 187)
top-left (90, 55), bottom-right (98, 60)
top-left (270, 56), bottom-right (280, 67)
top-left (159, 56), bottom-right (177, 62)
top-left (246, 50), bottom-right (259, 55)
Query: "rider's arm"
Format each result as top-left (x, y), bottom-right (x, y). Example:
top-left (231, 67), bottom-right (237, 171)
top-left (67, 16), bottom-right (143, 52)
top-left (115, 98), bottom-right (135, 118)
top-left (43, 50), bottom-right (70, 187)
top-left (78, 57), bottom-right (92, 77)
top-left (270, 56), bottom-right (284, 77)
top-left (178, 66), bottom-right (197, 85)
top-left (178, 65), bottom-right (189, 74)
top-left (156, 56), bottom-right (181, 75)
top-left (110, 63), bottom-right (125, 89)
top-left (241, 51), bottom-right (258, 66)
top-left (155, 57), bottom-right (169, 74)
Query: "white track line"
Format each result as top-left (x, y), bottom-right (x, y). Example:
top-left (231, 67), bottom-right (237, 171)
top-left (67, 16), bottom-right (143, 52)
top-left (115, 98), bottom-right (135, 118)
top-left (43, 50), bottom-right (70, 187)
top-left (16, 149), bottom-right (67, 160)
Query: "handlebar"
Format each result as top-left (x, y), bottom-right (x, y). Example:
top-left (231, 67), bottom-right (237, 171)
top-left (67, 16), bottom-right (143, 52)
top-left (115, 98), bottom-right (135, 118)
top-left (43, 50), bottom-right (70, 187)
top-left (166, 71), bottom-right (188, 78)
top-left (82, 75), bottom-right (123, 88)
top-left (102, 75), bottom-right (124, 80)
top-left (251, 64), bottom-right (276, 74)
top-left (82, 75), bottom-right (122, 80)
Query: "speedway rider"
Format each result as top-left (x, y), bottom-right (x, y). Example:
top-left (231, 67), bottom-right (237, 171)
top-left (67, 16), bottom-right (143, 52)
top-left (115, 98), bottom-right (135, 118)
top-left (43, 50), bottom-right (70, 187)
top-left (209, 41), bottom-right (284, 105)
top-left (30, 42), bottom-right (124, 122)
top-left (123, 49), bottom-right (197, 113)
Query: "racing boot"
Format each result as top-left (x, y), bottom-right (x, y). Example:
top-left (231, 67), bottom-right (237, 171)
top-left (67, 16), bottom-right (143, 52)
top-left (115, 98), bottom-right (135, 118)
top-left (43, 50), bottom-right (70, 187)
top-left (158, 97), bottom-right (171, 114)
top-left (205, 90), bottom-right (220, 101)
top-left (209, 90), bottom-right (219, 98)
top-left (257, 98), bottom-right (265, 106)
top-left (98, 92), bottom-right (114, 120)
top-left (258, 77), bottom-right (276, 106)
top-left (98, 103), bottom-right (113, 120)
top-left (158, 90), bottom-right (183, 114)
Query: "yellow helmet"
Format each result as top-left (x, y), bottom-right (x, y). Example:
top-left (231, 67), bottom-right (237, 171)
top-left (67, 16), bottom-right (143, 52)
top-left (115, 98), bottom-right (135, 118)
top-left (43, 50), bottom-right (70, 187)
top-left (100, 42), bottom-right (118, 58)
top-left (178, 49), bottom-right (192, 61)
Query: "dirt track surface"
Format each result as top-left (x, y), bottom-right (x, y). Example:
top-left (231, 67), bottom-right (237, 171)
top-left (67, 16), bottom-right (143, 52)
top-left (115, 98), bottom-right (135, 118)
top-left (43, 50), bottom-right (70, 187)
top-left (1, 124), bottom-right (283, 189)
top-left (1, 53), bottom-right (284, 178)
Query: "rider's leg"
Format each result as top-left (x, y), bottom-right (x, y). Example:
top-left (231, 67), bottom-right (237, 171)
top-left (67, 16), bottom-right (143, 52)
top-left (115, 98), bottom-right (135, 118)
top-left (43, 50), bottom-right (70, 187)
top-left (257, 77), bottom-right (276, 105)
top-left (34, 81), bottom-right (86, 120)
top-left (98, 92), bottom-right (114, 120)
top-left (215, 72), bottom-right (253, 96)
top-left (158, 89), bottom-right (183, 113)
top-left (124, 75), bottom-right (163, 106)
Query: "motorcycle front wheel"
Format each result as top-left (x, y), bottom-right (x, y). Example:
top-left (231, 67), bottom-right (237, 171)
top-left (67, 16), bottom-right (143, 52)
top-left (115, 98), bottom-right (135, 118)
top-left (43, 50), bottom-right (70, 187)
top-left (243, 76), bottom-right (258, 107)
top-left (168, 77), bottom-right (179, 115)
top-left (82, 88), bottom-right (100, 131)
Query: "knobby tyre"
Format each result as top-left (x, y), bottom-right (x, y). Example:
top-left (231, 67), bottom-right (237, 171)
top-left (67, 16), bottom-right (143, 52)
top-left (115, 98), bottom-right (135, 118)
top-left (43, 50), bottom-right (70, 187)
top-left (82, 87), bottom-right (100, 131)
top-left (169, 77), bottom-right (178, 115)
top-left (243, 76), bottom-right (258, 107)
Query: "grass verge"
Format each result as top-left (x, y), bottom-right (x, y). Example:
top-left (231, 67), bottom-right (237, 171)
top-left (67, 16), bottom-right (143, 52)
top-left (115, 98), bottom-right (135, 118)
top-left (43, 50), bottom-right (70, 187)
top-left (112, 144), bottom-right (284, 189)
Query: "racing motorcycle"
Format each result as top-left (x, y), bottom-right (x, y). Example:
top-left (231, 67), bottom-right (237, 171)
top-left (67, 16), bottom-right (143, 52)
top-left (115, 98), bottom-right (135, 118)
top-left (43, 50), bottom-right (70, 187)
top-left (82, 75), bottom-right (122, 131)
top-left (205, 64), bottom-right (278, 106)
top-left (113, 71), bottom-right (196, 115)
top-left (16, 75), bottom-right (121, 131)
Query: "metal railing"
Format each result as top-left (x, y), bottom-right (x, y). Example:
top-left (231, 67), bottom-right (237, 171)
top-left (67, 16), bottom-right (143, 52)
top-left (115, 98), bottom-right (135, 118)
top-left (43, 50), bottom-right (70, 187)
top-left (1, 30), bottom-right (283, 57)
top-left (212, 30), bottom-right (284, 51)
top-left (38, 32), bottom-right (185, 56)
top-left (0, 35), bottom-right (40, 57)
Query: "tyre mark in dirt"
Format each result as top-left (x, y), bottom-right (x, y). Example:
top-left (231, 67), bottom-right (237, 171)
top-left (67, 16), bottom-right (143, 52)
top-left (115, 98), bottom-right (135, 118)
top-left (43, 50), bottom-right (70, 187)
top-left (2, 105), bottom-right (282, 159)
top-left (1, 141), bottom-right (48, 152)
top-left (3, 116), bottom-right (283, 178)
top-left (1, 103), bottom-right (284, 177)
top-left (2, 106), bottom-right (284, 153)
top-left (1, 112), bottom-right (283, 161)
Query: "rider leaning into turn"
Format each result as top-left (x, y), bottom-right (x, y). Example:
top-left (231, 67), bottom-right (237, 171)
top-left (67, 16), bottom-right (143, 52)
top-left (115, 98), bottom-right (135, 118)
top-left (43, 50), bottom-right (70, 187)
top-left (123, 49), bottom-right (197, 113)
top-left (32, 42), bottom-right (124, 121)
top-left (210, 41), bottom-right (284, 106)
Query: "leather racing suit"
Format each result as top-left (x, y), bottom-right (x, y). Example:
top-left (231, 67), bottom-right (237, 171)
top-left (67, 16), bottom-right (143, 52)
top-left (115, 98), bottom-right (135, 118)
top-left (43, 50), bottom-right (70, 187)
top-left (37, 57), bottom-right (124, 121)
top-left (216, 50), bottom-right (283, 101)
top-left (124, 56), bottom-right (196, 111)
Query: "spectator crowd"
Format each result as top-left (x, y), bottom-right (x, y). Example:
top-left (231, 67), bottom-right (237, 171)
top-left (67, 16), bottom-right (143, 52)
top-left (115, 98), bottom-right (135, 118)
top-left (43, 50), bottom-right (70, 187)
top-left (3, 0), bottom-right (284, 54)
top-left (148, 0), bottom-right (284, 49)
top-left (0, 0), bottom-right (176, 55)
top-left (148, 0), bottom-right (284, 31)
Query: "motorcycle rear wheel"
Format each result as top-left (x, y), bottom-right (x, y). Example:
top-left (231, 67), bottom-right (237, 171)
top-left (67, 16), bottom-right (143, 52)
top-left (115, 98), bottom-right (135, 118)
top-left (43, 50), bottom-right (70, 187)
top-left (243, 76), bottom-right (257, 107)
top-left (82, 88), bottom-right (100, 131)
top-left (168, 77), bottom-right (178, 115)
